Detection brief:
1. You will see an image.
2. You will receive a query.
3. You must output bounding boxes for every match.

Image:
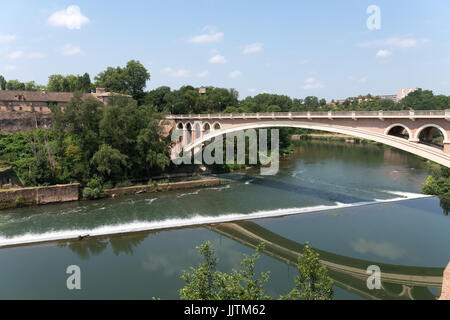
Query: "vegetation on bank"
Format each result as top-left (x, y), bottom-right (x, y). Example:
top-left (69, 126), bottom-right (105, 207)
top-left (1, 60), bottom-right (449, 199)
top-left (177, 241), bottom-right (334, 300)
top-left (422, 165), bottom-right (450, 215)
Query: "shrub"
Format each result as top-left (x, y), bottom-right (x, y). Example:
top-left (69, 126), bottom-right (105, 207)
top-left (423, 167), bottom-right (450, 196)
top-left (82, 178), bottom-right (104, 199)
top-left (115, 180), bottom-right (133, 188)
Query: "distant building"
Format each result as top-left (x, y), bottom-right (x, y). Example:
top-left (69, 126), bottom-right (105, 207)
top-left (0, 88), bottom-right (121, 114)
top-left (397, 88), bottom-right (420, 102)
top-left (377, 94), bottom-right (397, 102)
top-left (198, 87), bottom-right (207, 95)
top-left (334, 88), bottom-right (421, 105)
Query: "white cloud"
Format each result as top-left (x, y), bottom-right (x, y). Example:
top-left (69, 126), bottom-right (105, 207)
top-left (376, 49), bottom-right (392, 58)
top-left (359, 76), bottom-right (368, 83)
top-left (62, 44), bottom-right (82, 56)
top-left (228, 70), bottom-right (242, 79)
top-left (3, 65), bottom-right (16, 71)
top-left (242, 43), bottom-right (263, 55)
top-left (209, 54), bottom-right (226, 64)
top-left (197, 71), bottom-right (209, 78)
top-left (7, 51), bottom-right (24, 59)
top-left (188, 27), bottom-right (224, 44)
top-left (351, 238), bottom-right (406, 260)
top-left (303, 77), bottom-right (324, 90)
top-left (162, 67), bottom-right (190, 78)
top-left (299, 59), bottom-right (309, 65)
top-left (28, 52), bottom-right (46, 59)
top-left (349, 75), bottom-right (368, 83)
top-left (357, 37), bottom-right (429, 48)
top-left (48, 5), bottom-right (89, 30)
top-left (0, 34), bottom-right (16, 43)
top-left (248, 88), bottom-right (256, 93)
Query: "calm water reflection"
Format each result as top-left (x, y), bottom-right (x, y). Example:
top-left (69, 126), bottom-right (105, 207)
top-left (0, 141), bottom-right (448, 299)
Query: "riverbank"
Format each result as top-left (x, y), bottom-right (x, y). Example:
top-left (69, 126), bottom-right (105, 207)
top-left (291, 133), bottom-right (375, 145)
top-left (104, 178), bottom-right (221, 198)
top-left (0, 184), bottom-right (80, 210)
top-left (0, 177), bottom-right (222, 211)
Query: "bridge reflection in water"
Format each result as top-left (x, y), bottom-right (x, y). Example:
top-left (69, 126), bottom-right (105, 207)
top-left (57, 220), bottom-right (444, 300)
top-left (207, 221), bottom-right (443, 300)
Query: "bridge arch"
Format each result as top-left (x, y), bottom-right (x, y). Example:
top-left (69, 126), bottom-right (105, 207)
top-left (185, 122), bottom-right (193, 144)
top-left (213, 122), bottom-right (222, 131)
top-left (177, 120), bottom-right (450, 168)
top-left (193, 122), bottom-right (202, 140)
top-left (384, 123), bottom-right (412, 140)
top-left (202, 122), bottom-right (211, 134)
top-left (414, 124), bottom-right (449, 145)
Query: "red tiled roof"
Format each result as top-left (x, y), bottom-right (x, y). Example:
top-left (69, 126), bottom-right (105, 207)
top-left (0, 91), bottom-right (93, 103)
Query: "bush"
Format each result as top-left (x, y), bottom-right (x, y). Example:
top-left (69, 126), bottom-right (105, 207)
top-left (115, 180), bottom-right (133, 188)
top-left (177, 241), bottom-right (333, 300)
top-left (422, 167), bottom-right (450, 196)
top-left (82, 178), bottom-right (104, 199)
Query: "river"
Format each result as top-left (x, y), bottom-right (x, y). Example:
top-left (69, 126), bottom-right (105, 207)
top-left (0, 140), bottom-right (449, 300)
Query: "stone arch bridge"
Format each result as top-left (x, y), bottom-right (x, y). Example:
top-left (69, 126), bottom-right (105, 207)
top-left (166, 110), bottom-right (450, 168)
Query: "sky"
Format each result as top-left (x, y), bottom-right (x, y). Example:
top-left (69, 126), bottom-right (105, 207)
top-left (0, 0), bottom-right (449, 101)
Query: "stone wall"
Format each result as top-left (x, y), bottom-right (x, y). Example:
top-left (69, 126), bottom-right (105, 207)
top-left (0, 184), bottom-right (80, 210)
top-left (0, 111), bottom-right (52, 133)
top-left (104, 178), bottom-right (221, 198)
top-left (440, 262), bottom-right (450, 300)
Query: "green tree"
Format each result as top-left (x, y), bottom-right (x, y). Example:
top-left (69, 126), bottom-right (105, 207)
top-left (47, 74), bottom-right (92, 93)
top-left (52, 93), bottom-right (103, 168)
top-left (143, 86), bottom-right (171, 112)
top-left (282, 243), bottom-right (334, 300)
top-left (399, 89), bottom-right (436, 110)
top-left (91, 144), bottom-right (128, 182)
top-left (179, 241), bottom-right (334, 300)
top-left (95, 60), bottom-right (150, 100)
top-left (0, 75), bottom-right (6, 90)
top-left (179, 242), bottom-right (270, 300)
top-left (6, 80), bottom-right (25, 90)
top-left (422, 167), bottom-right (450, 196)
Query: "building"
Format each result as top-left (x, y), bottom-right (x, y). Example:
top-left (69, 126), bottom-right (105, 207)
top-left (0, 88), bottom-right (118, 114)
top-left (397, 88), bottom-right (421, 102)
top-left (377, 94), bottom-right (397, 102)
top-left (334, 88), bottom-right (421, 105)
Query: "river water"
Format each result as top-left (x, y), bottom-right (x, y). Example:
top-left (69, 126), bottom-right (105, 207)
top-left (0, 141), bottom-right (449, 300)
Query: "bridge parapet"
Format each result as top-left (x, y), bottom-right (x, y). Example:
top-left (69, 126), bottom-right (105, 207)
top-left (167, 110), bottom-right (450, 120)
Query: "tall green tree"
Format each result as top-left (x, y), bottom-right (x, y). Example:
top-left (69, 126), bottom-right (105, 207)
top-left (91, 144), bottom-right (128, 182)
top-left (0, 75), bottom-right (6, 90)
top-left (47, 74), bottom-right (92, 93)
top-left (282, 243), bottom-right (334, 300)
top-left (179, 242), bottom-right (270, 300)
top-left (94, 60), bottom-right (150, 100)
top-left (6, 80), bottom-right (25, 90)
top-left (178, 241), bottom-right (334, 300)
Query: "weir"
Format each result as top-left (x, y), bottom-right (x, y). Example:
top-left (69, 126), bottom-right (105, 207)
top-left (0, 191), bottom-right (431, 248)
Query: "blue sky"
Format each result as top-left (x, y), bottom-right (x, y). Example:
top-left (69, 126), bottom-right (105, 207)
top-left (0, 0), bottom-right (449, 100)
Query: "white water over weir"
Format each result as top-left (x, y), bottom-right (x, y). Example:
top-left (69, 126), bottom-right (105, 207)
top-left (0, 191), bottom-right (431, 248)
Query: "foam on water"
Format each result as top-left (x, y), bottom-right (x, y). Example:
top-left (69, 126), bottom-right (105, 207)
top-left (0, 191), bottom-right (432, 248)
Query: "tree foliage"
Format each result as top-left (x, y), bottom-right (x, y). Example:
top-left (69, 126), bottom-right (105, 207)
top-left (47, 73), bottom-right (92, 93)
top-left (178, 241), bottom-right (334, 300)
top-left (94, 60), bottom-right (150, 100)
top-left (282, 243), bottom-right (334, 300)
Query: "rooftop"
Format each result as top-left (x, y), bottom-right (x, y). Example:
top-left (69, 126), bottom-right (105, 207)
top-left (0, 88), bottom-right (120, 103)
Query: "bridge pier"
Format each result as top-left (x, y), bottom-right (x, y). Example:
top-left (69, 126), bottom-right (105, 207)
top-left (444, 143), bottom-right (450, 155)
top-left (440, 262), bottom-right (450, 300)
